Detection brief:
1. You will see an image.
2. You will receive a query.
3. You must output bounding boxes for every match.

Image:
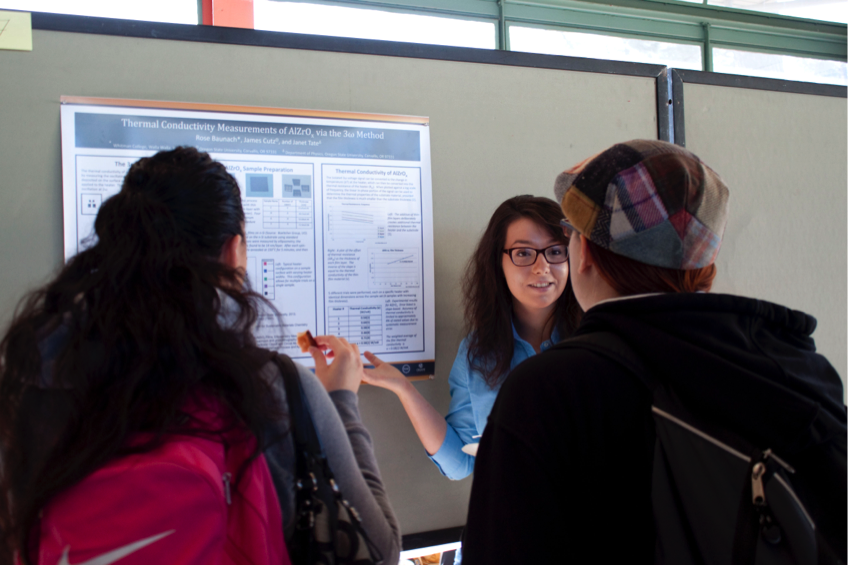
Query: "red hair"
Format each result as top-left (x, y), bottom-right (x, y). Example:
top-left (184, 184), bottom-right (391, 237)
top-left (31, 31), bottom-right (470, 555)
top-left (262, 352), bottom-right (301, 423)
top-left (585, 239), bottom-right (716, 295)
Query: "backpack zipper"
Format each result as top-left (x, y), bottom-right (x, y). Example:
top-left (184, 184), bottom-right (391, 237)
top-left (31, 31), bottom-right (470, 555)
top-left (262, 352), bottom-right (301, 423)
top-left (751, 462), bottom-right (767, 505)
top-left (652, 405), bottom-right (815, 530)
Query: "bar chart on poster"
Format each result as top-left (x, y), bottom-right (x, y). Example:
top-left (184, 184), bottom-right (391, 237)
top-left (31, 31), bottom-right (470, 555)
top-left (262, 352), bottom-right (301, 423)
top-left (60, 98), bottom-right (435, 376)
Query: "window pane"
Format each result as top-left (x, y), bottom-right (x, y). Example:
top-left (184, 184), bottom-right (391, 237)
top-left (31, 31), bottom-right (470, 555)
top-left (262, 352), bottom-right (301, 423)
top-left (254, 0), bottom-right (495, 49)
top-left (0, 0), bottom-right (197, 24)
top-left (510, 26), bottom-right (702, 70)
top-left (707, 0), bottom-right (847, 25)
top-left (713, 48), bottom-right (848, 85)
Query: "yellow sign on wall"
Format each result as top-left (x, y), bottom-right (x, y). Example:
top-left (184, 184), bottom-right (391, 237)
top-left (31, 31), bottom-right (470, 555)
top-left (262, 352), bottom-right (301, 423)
top-left (0, 10), bottom-right (32, 51)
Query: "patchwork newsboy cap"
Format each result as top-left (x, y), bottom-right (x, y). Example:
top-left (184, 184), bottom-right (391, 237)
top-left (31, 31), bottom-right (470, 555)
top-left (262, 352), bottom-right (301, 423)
top-left (554, 140), bottom-right (730, 270)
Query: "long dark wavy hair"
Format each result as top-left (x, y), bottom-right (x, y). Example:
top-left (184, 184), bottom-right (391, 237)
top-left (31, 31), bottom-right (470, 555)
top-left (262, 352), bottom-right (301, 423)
top-left (0, 147), bottom-right (281, 563)
top-left (462, 195), bottom-right (582, 388)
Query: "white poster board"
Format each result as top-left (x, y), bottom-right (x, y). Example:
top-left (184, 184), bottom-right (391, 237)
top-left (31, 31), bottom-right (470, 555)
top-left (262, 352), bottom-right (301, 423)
top-left (60, 97), bottom-right (435, 376)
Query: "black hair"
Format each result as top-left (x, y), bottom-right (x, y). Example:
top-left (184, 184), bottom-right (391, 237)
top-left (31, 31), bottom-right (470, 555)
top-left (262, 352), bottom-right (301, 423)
top-left (0, 147), bottom-right (281, 562)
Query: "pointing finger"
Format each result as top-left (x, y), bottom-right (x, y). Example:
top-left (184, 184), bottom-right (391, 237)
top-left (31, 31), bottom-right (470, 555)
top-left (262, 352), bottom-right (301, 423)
top-left (363, 351), bottom-right (383, 365)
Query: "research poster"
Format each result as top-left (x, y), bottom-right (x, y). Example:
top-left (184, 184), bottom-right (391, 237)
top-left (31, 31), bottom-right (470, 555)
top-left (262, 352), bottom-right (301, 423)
top-left (60, 98), bottom-right (435, 377)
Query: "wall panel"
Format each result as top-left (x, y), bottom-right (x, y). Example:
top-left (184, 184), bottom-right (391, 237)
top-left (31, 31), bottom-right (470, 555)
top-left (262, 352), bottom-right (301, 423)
top-left (683, 82), bottom-right (847, 384)
top-left (0, 26), bottom-right (659, 534)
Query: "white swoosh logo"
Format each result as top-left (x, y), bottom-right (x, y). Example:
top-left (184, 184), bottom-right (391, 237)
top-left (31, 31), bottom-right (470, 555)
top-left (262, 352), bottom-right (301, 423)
top-left (58, 530), bottom-right (175, 565)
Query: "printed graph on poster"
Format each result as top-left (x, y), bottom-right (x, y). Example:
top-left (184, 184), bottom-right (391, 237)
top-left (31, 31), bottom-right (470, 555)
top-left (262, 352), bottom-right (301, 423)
top-left (369, 248), bottom-right (420, 289)
top-left (328, 204), bottom-right (386, 243)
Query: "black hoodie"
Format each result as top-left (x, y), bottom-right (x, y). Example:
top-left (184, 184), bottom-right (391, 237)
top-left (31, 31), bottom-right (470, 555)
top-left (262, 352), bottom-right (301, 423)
top-left (463, 293), bottom-right (846, 564)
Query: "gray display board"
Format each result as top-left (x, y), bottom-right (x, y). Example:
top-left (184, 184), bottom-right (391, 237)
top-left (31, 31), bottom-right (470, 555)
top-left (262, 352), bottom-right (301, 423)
top-left (682, 82), bottom-right (847, 386)
top-left (0, 26), bottom-right (658, 535)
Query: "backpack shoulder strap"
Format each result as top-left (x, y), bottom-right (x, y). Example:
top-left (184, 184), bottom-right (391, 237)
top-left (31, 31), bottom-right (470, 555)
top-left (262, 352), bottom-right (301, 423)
top-left (269, 353), bottom-right (324, 457)
top-left (552, 332), bottom-right (658, 391)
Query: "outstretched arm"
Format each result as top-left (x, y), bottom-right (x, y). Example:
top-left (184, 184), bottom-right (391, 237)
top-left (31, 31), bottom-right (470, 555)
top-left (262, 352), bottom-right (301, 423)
top-left (362, 352), bottom-right (447, 456)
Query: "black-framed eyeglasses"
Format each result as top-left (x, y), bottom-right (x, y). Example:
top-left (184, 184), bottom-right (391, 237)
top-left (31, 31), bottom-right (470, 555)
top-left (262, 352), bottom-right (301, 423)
top-left (503, 244), bottom-right (568, 267)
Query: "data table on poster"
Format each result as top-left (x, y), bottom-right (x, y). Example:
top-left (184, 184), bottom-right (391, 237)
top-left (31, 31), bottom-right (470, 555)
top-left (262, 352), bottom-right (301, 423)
top-left (263, 200), bottom-right (313, 230)
top-left (327, 305), bottom-right (383, 347)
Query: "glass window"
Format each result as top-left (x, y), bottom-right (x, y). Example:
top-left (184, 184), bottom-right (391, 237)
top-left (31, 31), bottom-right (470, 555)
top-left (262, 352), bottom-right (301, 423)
top-left (509, 26), bottom-right (703, 70)
top-left (707, 0), bottom-right (848, 25)
top-left (254, 0), bottom-right (496, 49)
top-left (713, 48), bottom-right (848, 86)
top-left (0, 0), bottom-right (197, 25)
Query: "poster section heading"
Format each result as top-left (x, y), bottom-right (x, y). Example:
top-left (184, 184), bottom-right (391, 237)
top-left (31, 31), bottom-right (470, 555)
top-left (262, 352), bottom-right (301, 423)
top-left (74, 113), bottom-right (420, 161)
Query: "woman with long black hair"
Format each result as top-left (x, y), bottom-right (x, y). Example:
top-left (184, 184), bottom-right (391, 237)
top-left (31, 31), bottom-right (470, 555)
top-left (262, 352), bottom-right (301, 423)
top-left (0, 147), bottom-right (400, 564)
top-left (363, 195), bottom-right (582, 480)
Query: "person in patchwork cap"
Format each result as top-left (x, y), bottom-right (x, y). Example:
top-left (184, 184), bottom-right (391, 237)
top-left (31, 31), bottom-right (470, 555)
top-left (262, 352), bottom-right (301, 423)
top-left (463, 140), bottom-right (846, 564)
top-left (555, 139), bottom-right (729, 303)
top-left (555, 139), bottom-right (728, 270)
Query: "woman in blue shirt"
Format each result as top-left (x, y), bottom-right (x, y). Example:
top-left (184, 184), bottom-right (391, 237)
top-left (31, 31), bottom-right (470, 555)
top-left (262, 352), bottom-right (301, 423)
top-left (363, 195), bottom-right (581, 479)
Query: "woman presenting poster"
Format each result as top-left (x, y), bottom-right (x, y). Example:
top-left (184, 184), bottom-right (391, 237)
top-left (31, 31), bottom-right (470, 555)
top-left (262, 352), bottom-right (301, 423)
top-left (362, 195), bottom-right (581, 479)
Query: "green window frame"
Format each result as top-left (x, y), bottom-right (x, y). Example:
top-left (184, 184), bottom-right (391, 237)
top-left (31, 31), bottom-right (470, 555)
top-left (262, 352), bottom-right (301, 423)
top-left (266, 0), bottom-right (846, 71)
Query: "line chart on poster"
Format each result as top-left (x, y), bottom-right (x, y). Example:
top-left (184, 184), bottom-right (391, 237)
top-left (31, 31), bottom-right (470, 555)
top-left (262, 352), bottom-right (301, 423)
top-left (369, 248), bottom-right (420, 288)
top-left (328, 204), bottom-right (386, 241)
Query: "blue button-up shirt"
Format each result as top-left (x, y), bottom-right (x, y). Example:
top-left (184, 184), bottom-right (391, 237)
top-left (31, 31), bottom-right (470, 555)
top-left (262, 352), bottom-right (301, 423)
top-left (429, 324), bottom-right (561, 480)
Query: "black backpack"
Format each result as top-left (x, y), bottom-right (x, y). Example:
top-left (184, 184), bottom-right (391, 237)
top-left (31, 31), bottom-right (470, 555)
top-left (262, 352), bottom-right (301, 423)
top-left (561, 332), bottom-right (846, 564)
top-left (248, 348), bottom-right (383, 564)
top-left (272, 353), bottom-right (383, 564)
